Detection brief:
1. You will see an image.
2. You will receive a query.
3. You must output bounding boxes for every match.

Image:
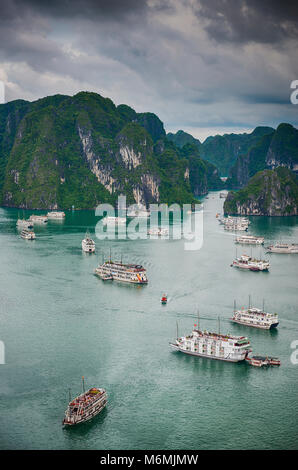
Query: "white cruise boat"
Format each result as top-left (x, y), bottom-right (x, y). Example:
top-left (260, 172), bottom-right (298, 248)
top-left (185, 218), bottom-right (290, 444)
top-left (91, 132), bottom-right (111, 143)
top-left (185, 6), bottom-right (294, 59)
top-left (222, 216), bottom-right (249, 232)
top-left (127, 204), bottom-right (150, 218)
top-left (95, 260), bottom-right (148, 284)
top-left (231, 307), bottom-right (279, 329)
top-left (170, 325), bottom-right (250, 362)
top-left (29, 215), bottom-right (48, 224)
top-left (231, 254), bottom-right (270, 271)
top-left (16, 219), bottom-right (33, 229)
top-left (63, 383), bottom-right (107, 427)
top-left (266, 243), bottom-right (298, 254)
top-left (82, 232), bottom-right (95, 253)
top-left (47, 211), bottom-right (65, 219)
top-left (21, 229), bottom-right (36, 240)
top-left (224, 223), bottom-right (248, 232)
top-left (102, 216), bottom-right (126, 225)
top-left (148, 227), bottom-right (169, 237)
top-left (235, 235), bottom-right (264, 245)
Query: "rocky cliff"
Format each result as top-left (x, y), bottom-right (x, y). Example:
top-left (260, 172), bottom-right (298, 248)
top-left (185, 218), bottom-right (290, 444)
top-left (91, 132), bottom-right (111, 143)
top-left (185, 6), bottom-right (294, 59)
top-left (0, 91), bottom-right (222, 209)
top-left (180, 143), bottom-right (223, 196)
top-left (224, 167), bottom-right (298, 216)
top-left (265, 123), bottom-right (298, 171)
top-left (227, 123), bottom-right (298, 188)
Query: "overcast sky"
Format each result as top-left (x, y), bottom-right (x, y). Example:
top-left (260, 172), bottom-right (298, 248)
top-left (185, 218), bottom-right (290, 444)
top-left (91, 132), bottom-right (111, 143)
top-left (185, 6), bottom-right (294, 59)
top-left (0, 0), bottom-right (297, 141)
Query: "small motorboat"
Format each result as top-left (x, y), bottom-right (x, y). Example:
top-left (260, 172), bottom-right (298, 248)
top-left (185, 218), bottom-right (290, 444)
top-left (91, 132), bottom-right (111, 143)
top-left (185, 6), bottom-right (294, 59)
top-left (161, 294), bottom-right (167, 305)
top-left (246, 355), bottom-right (281, 367)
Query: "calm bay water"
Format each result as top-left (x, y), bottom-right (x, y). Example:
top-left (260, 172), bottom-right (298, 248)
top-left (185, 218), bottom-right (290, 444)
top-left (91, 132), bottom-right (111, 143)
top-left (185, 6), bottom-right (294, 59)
top-left (0, 192), bottom-right (297, 450)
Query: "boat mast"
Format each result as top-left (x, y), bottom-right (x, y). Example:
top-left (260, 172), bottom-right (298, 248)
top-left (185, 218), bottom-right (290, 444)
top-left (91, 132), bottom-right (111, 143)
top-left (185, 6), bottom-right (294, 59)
top-left (82, 376), bottom-right (85, 394)
top-left (68, 388), bottom-right (71, 403)
top-left (248, 294), bottom-right (251, 309)
top-left (218, 316), bottom-right (221, 335)
top-left (233, 299), bottom-right (236, 314)
top-left (262, 298), bottom-right (265, 312)
top-left (176, 321), bottom-right (179, 339)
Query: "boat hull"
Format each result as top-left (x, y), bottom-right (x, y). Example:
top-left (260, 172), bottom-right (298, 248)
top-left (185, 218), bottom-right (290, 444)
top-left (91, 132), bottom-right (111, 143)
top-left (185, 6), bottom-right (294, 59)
top-left (235, 242), bottom-right (263, 245)
top-left (246, 357), bottom-right (281, 367)
top-left (170, 343), bottom-right (247, 362)
top-left (232, 263), bottom-right (268, 272)
top-left (82, 247), bottom-right (95, 253)
top-left (94, 271), bottom-right (147, 284)
top-left (63, 400), bottom-right (107, 427)
top-left (231, 319), bottom-right (279, 330)
top-left (82, 242), bottom-right (95, 253)
top-left (267, 250), bottom-right (298, 254)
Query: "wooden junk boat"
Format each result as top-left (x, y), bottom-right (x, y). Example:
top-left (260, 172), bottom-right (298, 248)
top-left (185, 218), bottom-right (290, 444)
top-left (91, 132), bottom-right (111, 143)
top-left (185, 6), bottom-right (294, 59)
top-left (62, 378), bottom-right (107, 426)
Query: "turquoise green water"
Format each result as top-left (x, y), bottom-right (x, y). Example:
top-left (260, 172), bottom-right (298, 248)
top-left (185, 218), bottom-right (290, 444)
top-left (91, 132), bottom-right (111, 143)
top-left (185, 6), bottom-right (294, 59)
top-left (0, 193), bottom-right (297, 450)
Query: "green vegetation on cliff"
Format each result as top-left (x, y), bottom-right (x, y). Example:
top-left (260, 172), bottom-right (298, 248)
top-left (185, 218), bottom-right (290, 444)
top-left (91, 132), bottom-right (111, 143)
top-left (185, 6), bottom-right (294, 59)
top-left (0, 92), bottom-right (202, 209)
top-left (180, 143), bottom-right (223, 196)
top-left (266, 123), bottom-right (298, 168)
top-left (167, 126), bottom-right (274, 175)
top-left (224, 167), bottom-right (298, 216)
top-left (167, 130), bottom-right (201, 149)
top-left (226, 123), bottom-right (298, 188)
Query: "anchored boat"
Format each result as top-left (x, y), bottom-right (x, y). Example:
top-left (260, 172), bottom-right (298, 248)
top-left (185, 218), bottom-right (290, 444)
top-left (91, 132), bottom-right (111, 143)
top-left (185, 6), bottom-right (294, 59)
top-left (246, 356), bottom-right (281, 367)
top-left (224, 222), bottom-right (248, 232)
top-left (82, 232), bottom-right (95, 253)
top-left (170, 317), bottom-right (251, 362)
top-left (148, 227), bottom-right (169, 237)
top-left (16, 219), bottom-right (33, 229)
top-left (222, 216), bottom-right (249, 232)
top-left (231, 254), bottom-right (270, 271)
top-left (235, 235), bottom-right (264, 245)
top-left (29, 215), bottom-right (48, 224)
top-left (95, 259), bottom-right (148, 284)
top-left (20, 229), bottom-right (36, 240)
top-left (47, 211), bottom-right (65, 219)
top-left (63, 379), bottom-right (107, 427)
top-left (161, 294), bottom-right (167, 304)
top-left (102, 216), bottom-right (126, 225)
top-left (127, 204), bottom-right (150, 218)
top-left (266, 243), bottom-right (298, 254)
top-left (231, 298), bottom-right (279, 329)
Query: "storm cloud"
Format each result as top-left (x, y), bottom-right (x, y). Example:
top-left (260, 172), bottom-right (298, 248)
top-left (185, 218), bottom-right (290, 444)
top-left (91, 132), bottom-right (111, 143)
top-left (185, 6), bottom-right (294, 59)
top-left (196, 0), bottom-right (298, 44)
top-left (0, 0), bottom-right (297, 140)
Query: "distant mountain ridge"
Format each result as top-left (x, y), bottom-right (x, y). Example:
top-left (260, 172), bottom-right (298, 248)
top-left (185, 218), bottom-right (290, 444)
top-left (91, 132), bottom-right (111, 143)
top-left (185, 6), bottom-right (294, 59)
top-left (167, 130), bottom-right (201, 149)
top-left (227, 123), bottom-right (298, 188)
top-left (167, 126), bottom-right (274, 175)
top-left (0, 92), bottom-right (222, 209)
